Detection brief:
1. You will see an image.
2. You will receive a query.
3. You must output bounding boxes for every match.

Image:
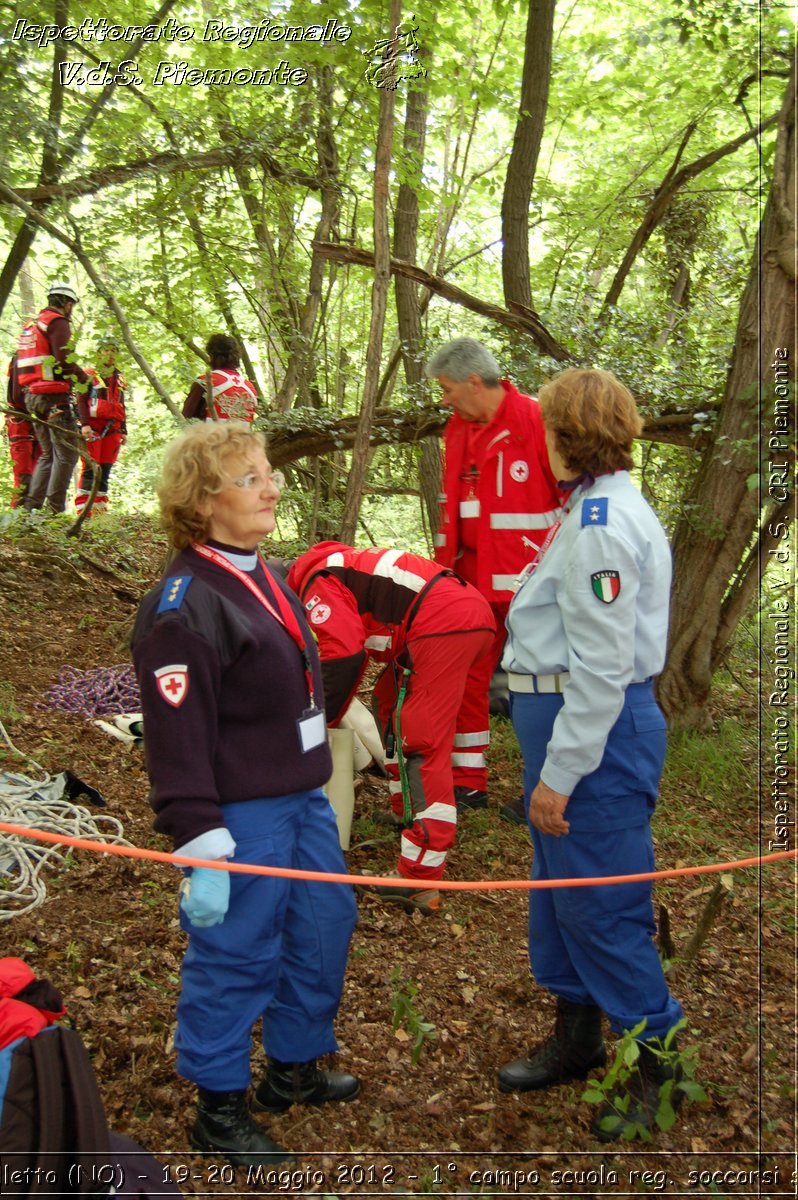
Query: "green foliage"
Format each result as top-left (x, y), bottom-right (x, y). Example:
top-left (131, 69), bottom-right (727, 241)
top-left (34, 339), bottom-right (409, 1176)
top-left (582, 1019), bottom-right (707, 1142)
top-left (388, 964), bottom-right (438, 1065)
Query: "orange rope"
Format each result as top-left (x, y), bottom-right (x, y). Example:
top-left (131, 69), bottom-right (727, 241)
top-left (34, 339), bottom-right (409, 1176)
top-left (0, 821), bottom-right (795, 889)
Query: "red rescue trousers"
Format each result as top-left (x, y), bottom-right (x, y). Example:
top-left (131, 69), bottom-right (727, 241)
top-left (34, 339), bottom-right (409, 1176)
top-left (75, 432), bottom-right (124, 512)
top-left (451, 601), bottom-right (508, 792)
top-left (373, 579), bottom-right (494, 882)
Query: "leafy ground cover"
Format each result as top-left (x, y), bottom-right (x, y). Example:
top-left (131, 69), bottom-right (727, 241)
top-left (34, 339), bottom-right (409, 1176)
top-left (0, 515), bottom-right (794, 1197)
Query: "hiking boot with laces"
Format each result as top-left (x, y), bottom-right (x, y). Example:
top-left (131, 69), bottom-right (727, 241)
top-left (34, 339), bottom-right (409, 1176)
top-left (498, 997), bottom-right (606, 1092)
top-left (191, 1088), bottom-right (293, 1167)
top-left (252, 1058), bottom-right (361, 1114)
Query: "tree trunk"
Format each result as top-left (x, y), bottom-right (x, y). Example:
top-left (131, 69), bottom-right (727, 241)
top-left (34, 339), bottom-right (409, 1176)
top-left (658, 65), bottom-right (796, 728)
top-left (340, 0), bottom-right (400, 544)
top-left (393, 56), bottom-right (438, 543)
top-left (500, 0), bottom-right (556, 311)
top-left (274, 68), bottom-right (341, 412)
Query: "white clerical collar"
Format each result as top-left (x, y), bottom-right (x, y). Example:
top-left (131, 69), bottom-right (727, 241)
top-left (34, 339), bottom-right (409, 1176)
top-left (205, 541), bottom-right (258, 572)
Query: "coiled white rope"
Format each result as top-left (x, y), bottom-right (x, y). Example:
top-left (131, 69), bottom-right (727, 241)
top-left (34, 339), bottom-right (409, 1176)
top-left (0, 720), bottom-right (133, 920)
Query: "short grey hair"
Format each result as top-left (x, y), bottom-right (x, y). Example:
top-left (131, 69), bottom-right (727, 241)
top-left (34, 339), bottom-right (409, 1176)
top-left (425, 337), bottom-right (501, 387)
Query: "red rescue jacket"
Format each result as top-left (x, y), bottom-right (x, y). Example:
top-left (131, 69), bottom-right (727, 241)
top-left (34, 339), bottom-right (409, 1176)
top-left (196, 369), bottom-right (257, 422)
top-left (16, 309), bottom-right (72, 396)
top-left (434, 380), bottom-right (561, 603)
top-left (87, 367), bottom-right (127, 433)
top-left (287, 541), bottom-right (494, 723)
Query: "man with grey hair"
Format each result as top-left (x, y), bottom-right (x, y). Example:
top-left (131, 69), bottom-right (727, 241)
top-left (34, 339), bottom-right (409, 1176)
top-left (426, 337), bottom-right (561, 823)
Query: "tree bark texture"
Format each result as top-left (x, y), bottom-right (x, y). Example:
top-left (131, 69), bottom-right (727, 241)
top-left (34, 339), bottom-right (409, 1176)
top-left (274, 68), bottom-right (341, 412)
top-left (500, 0), bottom-right (556, 312)
top-left (658, 64), bottom-right (796, 728)
top-left (259, 403), bottom-right (713, 469)
top-left (393, 65), bottom-right (440, 543)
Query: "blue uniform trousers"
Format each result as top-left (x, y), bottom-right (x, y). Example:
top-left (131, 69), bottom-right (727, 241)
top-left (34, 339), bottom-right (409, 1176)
top-left (175, 790), bottom-right (357, 1091)
top-left (511, 683), bottom-right (683, 1041)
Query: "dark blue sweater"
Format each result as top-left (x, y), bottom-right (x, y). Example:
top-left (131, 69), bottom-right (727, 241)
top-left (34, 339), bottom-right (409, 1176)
top-left (131, 545), bottom-right (332, 850)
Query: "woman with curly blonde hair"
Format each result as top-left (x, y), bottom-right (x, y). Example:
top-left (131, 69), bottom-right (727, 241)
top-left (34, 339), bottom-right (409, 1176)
top-left (132, 422), bottom-right (358, 1169)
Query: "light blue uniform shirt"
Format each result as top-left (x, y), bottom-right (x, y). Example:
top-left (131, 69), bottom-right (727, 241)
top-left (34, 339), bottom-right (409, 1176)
top-left (502, 471), bottom-right (672, 797)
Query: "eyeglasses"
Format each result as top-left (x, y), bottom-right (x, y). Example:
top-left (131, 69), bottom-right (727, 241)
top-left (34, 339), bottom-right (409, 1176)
top-left (230, 471), bottom-right (285, 492)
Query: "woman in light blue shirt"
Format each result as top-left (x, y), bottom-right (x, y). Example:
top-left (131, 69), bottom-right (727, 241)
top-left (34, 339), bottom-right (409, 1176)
top-left (497, 368), bottom-right (685, 1142)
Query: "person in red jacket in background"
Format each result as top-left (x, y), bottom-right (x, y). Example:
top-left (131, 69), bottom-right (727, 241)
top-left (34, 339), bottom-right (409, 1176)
top-left (75, 335), bottom-right (129, 514)
top-left (182, 334), bottom-right (258, 423)
top-left (286, 543), bottom-right (495, 916)
top-left (4, 354), bottom-right (40, 508)
top-left (425, 338), bottom-right (562, 825)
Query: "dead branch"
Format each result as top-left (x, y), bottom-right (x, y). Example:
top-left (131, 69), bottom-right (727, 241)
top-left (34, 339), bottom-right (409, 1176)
top-left (313, 241), bottom-right (574, 361)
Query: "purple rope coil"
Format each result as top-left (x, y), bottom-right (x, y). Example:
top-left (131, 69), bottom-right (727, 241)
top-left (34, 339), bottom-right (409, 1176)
top-left (36, 665), bottom-right (141, 718)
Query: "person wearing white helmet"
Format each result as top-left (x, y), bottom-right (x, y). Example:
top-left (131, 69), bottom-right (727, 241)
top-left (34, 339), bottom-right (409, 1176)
top-left (17, 280), bottom-right (92, 513)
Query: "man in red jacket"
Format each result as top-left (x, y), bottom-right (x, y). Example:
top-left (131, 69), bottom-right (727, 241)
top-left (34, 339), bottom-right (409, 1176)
top-left (426, 337), bottom-right (561, 823)
top-left (17, 281), bottom-right (91, 513)
top-left (5, 355), bottom-right (40, 508)
top-left (287, 543), bottom-right (495, 915)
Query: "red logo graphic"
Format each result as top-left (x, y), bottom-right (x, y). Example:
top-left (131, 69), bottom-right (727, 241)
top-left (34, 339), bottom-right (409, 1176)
top-left (154, 664), bottom-right (189, 707)
top-left (310, 603), bottom-right (332, 626)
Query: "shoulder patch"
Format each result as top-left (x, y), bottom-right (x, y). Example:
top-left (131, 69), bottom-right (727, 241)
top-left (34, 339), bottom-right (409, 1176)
top-left (156, 575), bottom-right (193, 614)
top-left (591, 570), bottom-right (621, 604)
top-left (581, 498), bottom-right (608, 527)
top-left (309, 602), bottom-right (332, 626)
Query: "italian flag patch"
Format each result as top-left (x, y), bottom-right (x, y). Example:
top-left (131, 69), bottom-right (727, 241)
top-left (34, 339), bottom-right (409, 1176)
top-left (591, 570), bottom-right (621, 603)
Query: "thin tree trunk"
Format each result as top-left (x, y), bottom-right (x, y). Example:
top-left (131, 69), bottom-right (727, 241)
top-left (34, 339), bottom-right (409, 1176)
top-left (500, 0), bottom-right (556, 311)
top-left (340, 0), bottom-right (401, 544)
top-left (393, 53), bottom-right (438, 542)
top-left (274, 67), bottom-right (341, 412)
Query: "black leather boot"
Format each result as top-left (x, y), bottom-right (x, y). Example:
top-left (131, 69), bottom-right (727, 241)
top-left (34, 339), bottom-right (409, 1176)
top-left (591, 1038), bottom-right (684, 1142)
top-left (498, 997), bottom-right (606, 1092)
top-left (252, 1058), bottom-right (361, 1114)
top-left (191, 1088), bottom-right (294, 1166)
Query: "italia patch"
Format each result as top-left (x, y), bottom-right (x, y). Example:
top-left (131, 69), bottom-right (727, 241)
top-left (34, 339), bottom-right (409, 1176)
top-left (582, 498), bottom-right (608, 526)
top-left (154, 664), bottom-right (189, 707)
top-left (591, 570), bottom-right (621, 604)
top-left (309, 602), bottom-right (331, 626)
top-left (304, 593), bottom-right (322, 611)
top-left (157, 575), bottom-right (192, 613)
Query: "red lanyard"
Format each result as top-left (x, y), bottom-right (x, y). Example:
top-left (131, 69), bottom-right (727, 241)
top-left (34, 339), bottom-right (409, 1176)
top-left (192, 543), bottom-right (317, 706)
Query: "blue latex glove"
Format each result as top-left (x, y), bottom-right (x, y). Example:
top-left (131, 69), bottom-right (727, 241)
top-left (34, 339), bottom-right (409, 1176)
top-left (179, 867), bottom-right (230, 928)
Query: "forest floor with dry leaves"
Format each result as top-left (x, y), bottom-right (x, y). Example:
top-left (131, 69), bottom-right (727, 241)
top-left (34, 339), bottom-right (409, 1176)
top-left (0, 514), bottom-right (794, 1198)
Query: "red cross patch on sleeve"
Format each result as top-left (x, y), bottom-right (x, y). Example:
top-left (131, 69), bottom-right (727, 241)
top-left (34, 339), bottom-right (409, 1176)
top-left (154, 664), bottom-right (189, 707)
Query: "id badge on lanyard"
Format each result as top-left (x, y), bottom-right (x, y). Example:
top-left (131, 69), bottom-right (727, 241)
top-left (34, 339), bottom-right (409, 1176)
top-left (193, 543), bottom-right (326, 753)
top-left (298, 707), bottom-right (326, 752)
